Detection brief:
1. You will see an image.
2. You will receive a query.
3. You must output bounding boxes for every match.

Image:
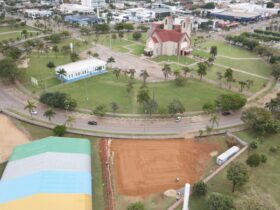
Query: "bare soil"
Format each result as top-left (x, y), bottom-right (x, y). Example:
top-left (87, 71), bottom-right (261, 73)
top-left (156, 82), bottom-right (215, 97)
top-left (111, 138), bottom-right (220, 197)
top-left (0, 114), bottom-right (29, 162)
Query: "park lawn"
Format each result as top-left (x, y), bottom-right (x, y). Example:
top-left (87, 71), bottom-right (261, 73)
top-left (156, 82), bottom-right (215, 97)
top-left (56, 38), bottom-right (90, 53)
top-left (189, 130), bottom-right (280, 210)
top-left (151, 56), bottom-right (196, 65)
top-left (0, 25), bottom-right (40, 33)
top-left (124, 32), bottom-right (147, 44)
top-left (11, 120), bottom-right (105, 210)
top-left (128, 44), bottom-right (145, 55)
top-left (48, 72), bottom-right (135, 113)
top-left (47, 71), bottom-right (234, 113)
top-left (215, 57), bottom-right (271, 77)
top-left (192, 49), bottom-right (211, 59)
top-left (20, 54), bottom-right (71, 92)
top-left (0, 31), bottom-right (39, 42)
top-left (206, 65), bottom-right (268, 93)
top-left (199, 40), bottom-right (258, 58)
top-left (95, 35), bottom-right (131, 53)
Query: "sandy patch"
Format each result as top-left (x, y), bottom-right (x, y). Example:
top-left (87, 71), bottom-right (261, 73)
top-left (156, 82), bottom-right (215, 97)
top-left (111, 139), bottom-right (220, 197)
top-left (0, 114), bottom-right (29, 162)
top-left (17, 58), bottom-right (30, 68)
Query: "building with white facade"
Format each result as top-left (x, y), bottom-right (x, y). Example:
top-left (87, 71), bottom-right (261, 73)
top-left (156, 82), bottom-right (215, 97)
top-left (58, 4), bottom-right (93, 14)
top-left (144, 16), bottom-right (192, 57)
top-left (81, 0), bottom-right (106, 9)
top-left (55, 58), bottom-right (107, 82)
top-left (24, 9), bottom-right (52, 19)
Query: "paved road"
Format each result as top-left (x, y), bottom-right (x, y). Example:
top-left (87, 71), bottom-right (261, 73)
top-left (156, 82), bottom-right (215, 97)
top-left (0, 83), bottom-right (243, 136)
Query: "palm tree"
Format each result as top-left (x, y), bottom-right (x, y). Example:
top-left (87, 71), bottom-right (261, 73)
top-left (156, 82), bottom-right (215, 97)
top-left (113, 68), bottom-right (121, 80)
top-left (43, 108), bottom-right (56, 121)
top-left (110, 102), bottom-right (119, 115)
top-left (238, 81), bottom-right (247, 92)
top-left (137, 85), bottom-right (150, 106)
top-left (224, 68), bottom-right (234, 88)
top-left (57, 68), bottom-right (67, 83)
top-left (21, 29), bottom-right (28, 39)
top-left (123, 69), bottom-right (129, 78)
top-left (107, 56), bottom-right (115, 65)
top-left (52, 45), bottom-right (59, 57)
top-left (65, 115), bottom-right (76, 127)
top-left (87, 50), bottom-right (92, 57)
top-left (246, 80), bottom-right (254, 91)
top-left (139, 70), bottom-right (149, 84)
top-left (209, 114), bottom-right (220, 128)
top-left (24, 100), bottom-right (36, 119)
top-left (129, 69), bottom-right (136, 79)
top-left (36, 41), bottom-right (44, 56)
top-left (162, 64), bottom-right (172, 80)
top-left (173, 69), bottom-right (181, 79)
top-left (182, 66), bottom-right (191, 78)
top-left (216, 72), bottom-right (223, 87)
top-left (126, 79), bottom-right (134, 96)
top-left (197, 62), bottom-right (208, 80)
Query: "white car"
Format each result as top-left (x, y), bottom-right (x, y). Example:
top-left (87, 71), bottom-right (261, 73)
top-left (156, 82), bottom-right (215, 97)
top-left (31, 110), bottom-right (38, 115)
top-left (175, 116), bottom-right (182, 122)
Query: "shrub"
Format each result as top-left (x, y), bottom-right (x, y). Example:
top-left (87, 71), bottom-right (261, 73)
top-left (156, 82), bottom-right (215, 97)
top-left (192, 181), bottom-right (207, 196)
top-left (53, 125), bottom-right (66, 136)
top-left (226, 138), bottom-right (238, 148)
top-left (207, 192), bottom-right (235, 210)
top-left (250, 141), bottom-right (258, 149)
top-left (246, 153), bottom-right (261, 167)
top-left (40, 92), bottom-right (77, 110)
top-left (260, 154), bottom-right (267, 163)
top-left (127, 202), bottom-right (145, 210)
top-left (270, 145), bottom-right (278, 153)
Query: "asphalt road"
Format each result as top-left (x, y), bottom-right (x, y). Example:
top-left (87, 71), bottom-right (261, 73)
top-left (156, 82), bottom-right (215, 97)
top-left (0, 83), bottom-right (243, 136)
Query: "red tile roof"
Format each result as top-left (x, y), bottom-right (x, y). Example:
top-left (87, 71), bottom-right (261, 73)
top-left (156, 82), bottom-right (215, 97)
top-left (152, 29), bottom-right (184, 43)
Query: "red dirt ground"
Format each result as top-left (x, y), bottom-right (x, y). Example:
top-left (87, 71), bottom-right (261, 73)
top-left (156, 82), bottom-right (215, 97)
top-left (111, 139), bottom-right (220, 197)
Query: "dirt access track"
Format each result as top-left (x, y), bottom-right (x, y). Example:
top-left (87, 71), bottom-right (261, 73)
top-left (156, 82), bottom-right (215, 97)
top-left (111, 139), bottom-right (221, 197)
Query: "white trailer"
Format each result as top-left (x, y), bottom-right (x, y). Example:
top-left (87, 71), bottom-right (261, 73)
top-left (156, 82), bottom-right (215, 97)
top-left (216, 146), bottom-right (240, 166)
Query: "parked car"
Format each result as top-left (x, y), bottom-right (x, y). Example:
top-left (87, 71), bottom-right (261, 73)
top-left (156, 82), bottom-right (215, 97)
top-left (88, 121), bottom-right (98, 125)
top-left (31, 110), bottom-right (38, 115)
top-left (222, 111), bottom-right (231, 116)
top-left (175, 116), bottom-right (182, 122)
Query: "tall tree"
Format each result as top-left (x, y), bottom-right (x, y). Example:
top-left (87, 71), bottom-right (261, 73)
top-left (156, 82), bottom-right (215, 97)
top-left (65, 115), bottom-right (76, 127)
top-left (209, 114), bottom-right (220, 128)
top-left (46, 61), bottom-right (55, 70)
top-left (216, 72), bottom-right (223, 86)
top-left (139, 70), bottom-right (149, 84)
top-left (126, 79), bottom-right (134, 96)
top-left (173, 69), bottom-right (181, 79)
top-left (137, 85), bottom-right (150, 107)
top-left (0, 58), bottom-right (20, 83)
top-left (227, 162), bottom-right (249, 193)
top-left (197, 62), bottom-right (208, 80)
top-left (24, 100), bottom-right (36, 119)
top-left (224, 68), bottom-right (235, 88)
top-left (168, 99), bottom-right (185, 115)
top-left (238, 81), bottom-right (247, 92)
top-left (129, 69), bottom-right (136, 79)
top-left (110, 102), bottom-right (119, 115)
top-left (43, 108), bottom-right (56, 121)
top-left (210, 46), bottom-right (218, 57)
top-left (52, 45), bottom-right (59, 57)
top-left (113, 68), bottom-right (121, 80)
top-left (162, 64), bottom-right (172, 80)
top-left (182, 66), bottom-right (191, 78)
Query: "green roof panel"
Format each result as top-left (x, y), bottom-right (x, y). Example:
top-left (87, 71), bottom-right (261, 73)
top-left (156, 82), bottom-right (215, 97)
top-left (9, 137), bottom-right (91, 161)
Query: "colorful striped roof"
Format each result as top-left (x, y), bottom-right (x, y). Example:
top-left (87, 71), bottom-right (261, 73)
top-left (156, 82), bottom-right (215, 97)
top-left (0, 136), bottom-right (92, 210)
top-left (9, 136), bottom-right (91, 161)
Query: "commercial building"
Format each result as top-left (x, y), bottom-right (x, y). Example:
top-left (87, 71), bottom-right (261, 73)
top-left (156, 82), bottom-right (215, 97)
top-left (55, 57), bottom-right (107, 82)
top-left (81, 0), bottom-right (106, 9)
top-left (64, 15), bottom-right (104, 26)
top-left (210, 9), bottom-right (261, 22)
top-left (24, 9), bottom-right (52, 19)
top-left (0, 137), bottom-right (92, 210)
top-left (58, 4), bottom-right (93, 14)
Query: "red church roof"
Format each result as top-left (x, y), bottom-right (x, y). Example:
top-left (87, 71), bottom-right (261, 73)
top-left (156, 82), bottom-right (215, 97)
top-left (152, 29), bottom-right (184, 43)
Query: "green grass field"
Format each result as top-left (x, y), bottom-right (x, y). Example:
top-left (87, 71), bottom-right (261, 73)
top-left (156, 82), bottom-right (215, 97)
top-left (46, 72), bottom-right (233, 113)
top-left (124, 32), bottom-right (147, 44)
top-left (192, 49), bottom-right (211, 59)
top-left (10, 120), bottom-right (105, 210)
top-left (215, 57), bottom-right (271, 77)
top-left (0, 25), bottom-right (40, 33)
top-left (206, 65), bottom-right (268, 93)
top-left (188, 130), bottom-right (280, 210)
top-left (198, 40), bottom-right (258, 58)
top-left (128, 44), bottom-right (145, 55)
top-left (151, 55), bottom-right (196, 66)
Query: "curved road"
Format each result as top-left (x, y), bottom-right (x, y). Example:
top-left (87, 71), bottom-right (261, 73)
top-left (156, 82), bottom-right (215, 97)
top-left (0, 83), bottom-right (243, 137)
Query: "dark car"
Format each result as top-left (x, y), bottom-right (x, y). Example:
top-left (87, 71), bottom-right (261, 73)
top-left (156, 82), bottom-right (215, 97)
top-left (222, 111), bottom-right (231, 116)
top-left (88, 121), bottom-right (98, 125)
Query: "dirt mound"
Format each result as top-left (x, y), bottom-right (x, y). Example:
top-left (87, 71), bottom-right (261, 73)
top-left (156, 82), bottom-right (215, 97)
top-left (111, 138), bottom-right (220, 197)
